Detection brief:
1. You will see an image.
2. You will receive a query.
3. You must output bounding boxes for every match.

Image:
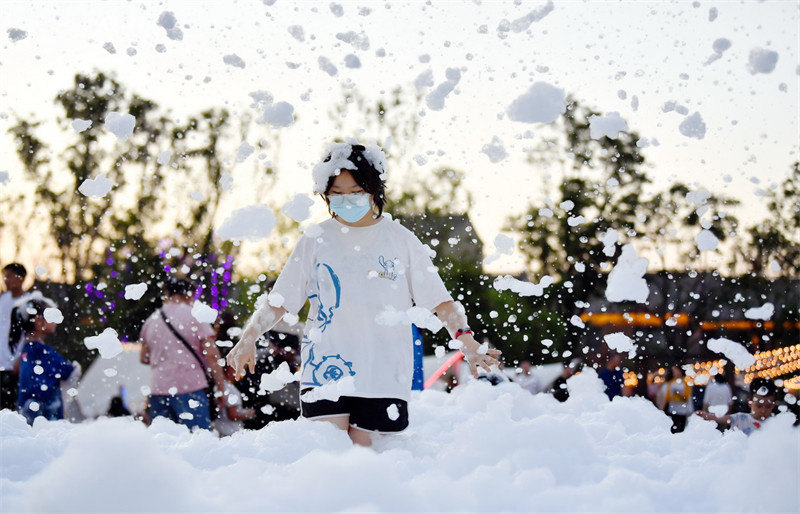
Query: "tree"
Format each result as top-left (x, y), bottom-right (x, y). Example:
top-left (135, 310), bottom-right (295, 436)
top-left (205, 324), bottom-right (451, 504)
top-left (740, 162), bottom-right (800, 277)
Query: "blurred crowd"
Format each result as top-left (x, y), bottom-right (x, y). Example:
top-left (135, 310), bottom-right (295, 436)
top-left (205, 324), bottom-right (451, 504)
top-left (1, 262), bottom-right (797, 438)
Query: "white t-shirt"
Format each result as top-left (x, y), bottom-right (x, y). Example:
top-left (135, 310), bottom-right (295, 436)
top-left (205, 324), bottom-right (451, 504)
top-left (703, 381), bottom-right (733, 408)
top-left (515, 373), bottom-right (542, 394)
top-left (729, 412), bottom-right (763, 436)
top-left (0, 291), bottom-right (30, 371)
top-left (272, 216), bottom-right (452, 401)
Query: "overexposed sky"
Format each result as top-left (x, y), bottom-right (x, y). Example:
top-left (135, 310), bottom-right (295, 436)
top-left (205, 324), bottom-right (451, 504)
top-left (1, 0), bottom-right (798, 275)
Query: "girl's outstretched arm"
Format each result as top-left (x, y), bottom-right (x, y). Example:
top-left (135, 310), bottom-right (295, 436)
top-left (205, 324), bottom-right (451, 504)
top-left (227, 302), bottom-right (287, 380)
top-left (433, 300), bottom-right (502, 377)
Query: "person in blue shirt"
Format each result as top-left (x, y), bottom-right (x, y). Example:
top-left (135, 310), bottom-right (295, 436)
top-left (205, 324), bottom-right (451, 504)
top-left (10, 294), bottom-right (74, 425)
top-left (598, 353), bottom-right (625, 400)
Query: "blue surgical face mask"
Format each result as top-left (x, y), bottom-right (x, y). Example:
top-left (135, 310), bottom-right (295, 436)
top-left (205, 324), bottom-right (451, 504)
top-left (328, 192), bottom-right (372, 223)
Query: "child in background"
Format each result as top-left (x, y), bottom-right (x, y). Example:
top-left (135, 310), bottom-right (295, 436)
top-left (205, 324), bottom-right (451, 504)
top-left (695, 378), bottom-right (778, 436)
top-left (212, 364), bottom-right (256, 437)
top-left (11, 294), bottom-right (76, 425)
top-left (663, 365), bottom-right (693, 433)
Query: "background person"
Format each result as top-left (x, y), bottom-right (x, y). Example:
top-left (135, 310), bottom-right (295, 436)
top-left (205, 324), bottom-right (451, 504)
top-left (702, 372), bottom-right (734, 415)
top-left (598, 353), bottom-right (625, 400)
top-left (12, 294), bottom-right (76, 424)
top-left (139, 277), bottom-right (226, 431)
top-left (663, 365), bottom-right (693, 433)
top-left (696, 378), bottom-right (779, 435)
top-left (514, 359), bottom-right (542, 394)
top-left (0, 263), bottom-right (32, 411)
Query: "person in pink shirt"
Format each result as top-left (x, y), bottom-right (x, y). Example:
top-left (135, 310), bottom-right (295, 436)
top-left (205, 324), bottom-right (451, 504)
top-left (139, 278), bottom-right (226, 430)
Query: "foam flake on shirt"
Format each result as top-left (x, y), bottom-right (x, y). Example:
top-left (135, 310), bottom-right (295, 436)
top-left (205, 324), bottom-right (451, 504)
top-left (375, 306), bottom-right (445, 333)
top-left (300, 375), bottom-right (355, 403)
top-left (267, 292), bottom-right (285, 308)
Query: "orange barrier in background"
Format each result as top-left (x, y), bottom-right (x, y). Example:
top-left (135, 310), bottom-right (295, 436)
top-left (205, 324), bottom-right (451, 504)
top-left (423, 351), bottom-right (464, 389)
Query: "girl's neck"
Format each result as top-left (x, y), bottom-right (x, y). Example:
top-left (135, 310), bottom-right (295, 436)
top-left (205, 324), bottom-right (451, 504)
top-left (335, 213), bottom-right (381, 227)
top-left (27, 331), bottom-right (45, 342)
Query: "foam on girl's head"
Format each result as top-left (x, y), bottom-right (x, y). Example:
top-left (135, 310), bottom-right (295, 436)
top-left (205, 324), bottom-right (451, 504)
top-left (311, 140), bottom-right (387, 194)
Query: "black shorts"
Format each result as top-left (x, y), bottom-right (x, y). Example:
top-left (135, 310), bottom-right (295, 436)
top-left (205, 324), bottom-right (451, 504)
top-left (300, 393), bottom-right (409, 433)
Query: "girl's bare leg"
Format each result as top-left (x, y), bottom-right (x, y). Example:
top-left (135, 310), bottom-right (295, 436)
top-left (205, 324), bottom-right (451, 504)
top-left (347, 426), bottom-right (372, 447)
top-left (312, 415), bottom-right (372, 446)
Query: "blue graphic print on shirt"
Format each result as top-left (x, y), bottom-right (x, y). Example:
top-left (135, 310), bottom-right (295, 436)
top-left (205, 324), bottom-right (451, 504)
top-left (302, 263), bottom-right (356, 387)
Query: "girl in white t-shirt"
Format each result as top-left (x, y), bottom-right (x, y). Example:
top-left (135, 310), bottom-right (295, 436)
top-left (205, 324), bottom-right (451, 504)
top-left (227, 142), bottom-right (501, 446)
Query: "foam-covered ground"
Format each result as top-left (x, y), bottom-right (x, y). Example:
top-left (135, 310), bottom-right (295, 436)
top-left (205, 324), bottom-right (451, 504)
top-left (1, 370), bottom-right (797, 513)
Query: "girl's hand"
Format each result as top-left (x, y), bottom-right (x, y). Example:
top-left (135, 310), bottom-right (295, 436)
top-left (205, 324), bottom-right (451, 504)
top-left (464, 348), bottom-right (503, 377)
top-left (227, 337), bottom-right (257, 381)
top-left (457, 333), bottom-right (502, 377)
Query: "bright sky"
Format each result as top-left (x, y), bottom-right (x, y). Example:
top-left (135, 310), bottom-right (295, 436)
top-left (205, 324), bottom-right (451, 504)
top-left (1, 0), bottom-right (798, 276)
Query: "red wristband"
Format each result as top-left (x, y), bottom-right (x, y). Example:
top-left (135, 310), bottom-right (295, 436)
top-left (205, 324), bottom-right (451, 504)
top-left (455, 328), bottom-right (473, 338)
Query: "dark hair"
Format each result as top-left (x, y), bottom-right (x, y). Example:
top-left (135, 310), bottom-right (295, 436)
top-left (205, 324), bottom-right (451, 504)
top-left (164, 277), bottom-right (194, 297)
top-left (322, 144), bottom-right (386, 217)
top-left (8, 297), bottom-right (52, 353)
top-left (749, 378), bottom-right (778, 399)
top-left (3, 263), bottom-right (27, 279)
top-left (713, 373), bottom-right (728, 384)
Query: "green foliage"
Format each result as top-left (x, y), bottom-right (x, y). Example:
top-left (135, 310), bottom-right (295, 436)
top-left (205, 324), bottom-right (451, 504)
top-left (509, 99), bottom-right (740, 284)
top-left (741, 162), bottom-right (800, 277)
